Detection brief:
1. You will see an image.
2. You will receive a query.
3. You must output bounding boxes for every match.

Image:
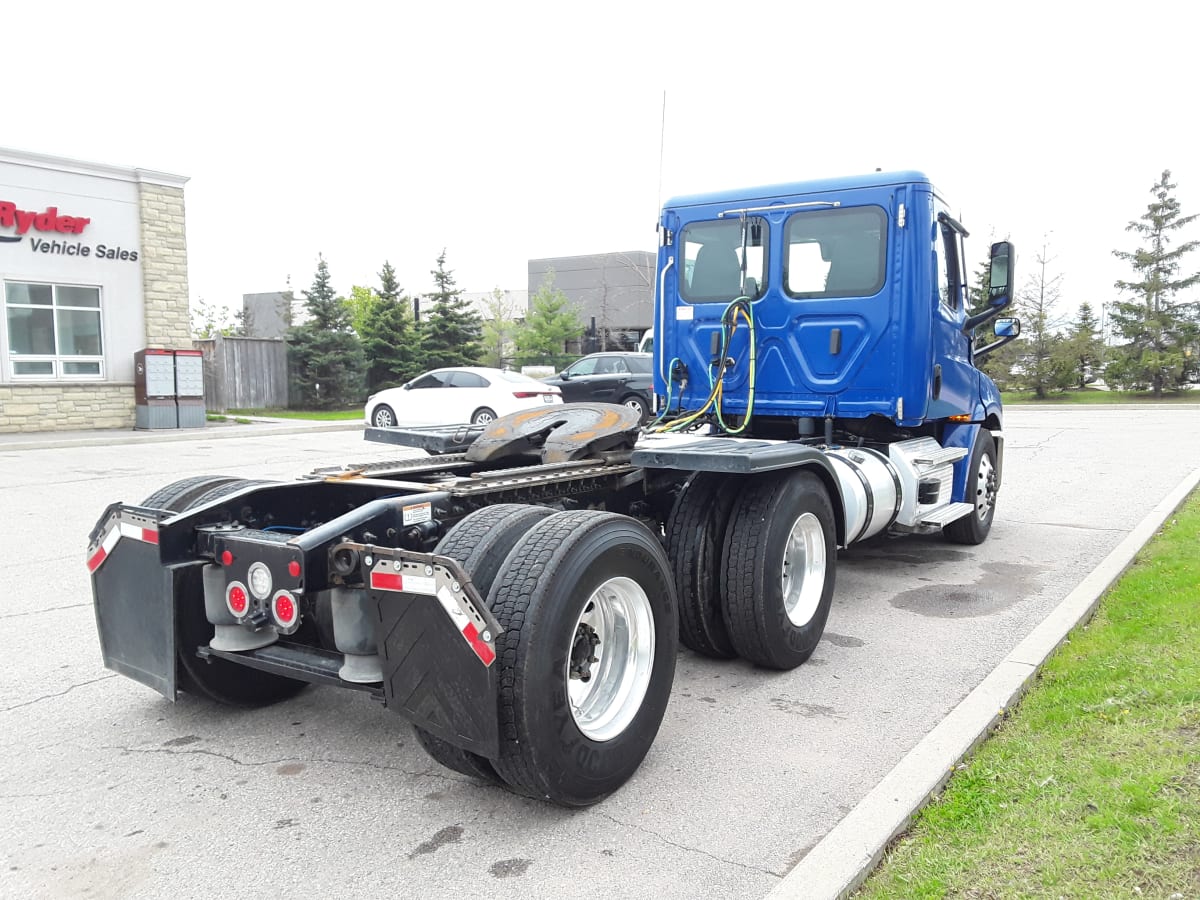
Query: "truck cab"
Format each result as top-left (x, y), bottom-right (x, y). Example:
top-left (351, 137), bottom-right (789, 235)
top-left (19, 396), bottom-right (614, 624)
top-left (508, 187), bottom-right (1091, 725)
top-left (652, 171), bottom-right (1016, 435)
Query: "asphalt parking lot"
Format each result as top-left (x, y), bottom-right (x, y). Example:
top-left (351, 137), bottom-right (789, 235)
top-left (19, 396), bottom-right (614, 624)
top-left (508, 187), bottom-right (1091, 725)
top-left (2, 405), bottom-right (1199, 899)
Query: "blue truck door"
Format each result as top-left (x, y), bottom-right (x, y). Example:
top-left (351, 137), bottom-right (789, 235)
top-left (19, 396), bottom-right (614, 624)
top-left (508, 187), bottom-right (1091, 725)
top-left (928, 204), bottom-right (979, 418)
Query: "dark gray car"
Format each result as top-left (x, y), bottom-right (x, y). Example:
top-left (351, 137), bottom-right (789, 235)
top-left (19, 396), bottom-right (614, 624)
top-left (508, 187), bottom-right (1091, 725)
top-left (541, 352), bottom-right (655, 420)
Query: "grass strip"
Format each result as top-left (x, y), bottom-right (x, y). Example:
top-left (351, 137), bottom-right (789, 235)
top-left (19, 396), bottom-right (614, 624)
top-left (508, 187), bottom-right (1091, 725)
top-left (226, 408), bottom-right (362, 421)
top-left (858, 491), bottom-right (1200, 899)
top-left (1002, 390), bottom-right (1200, 404)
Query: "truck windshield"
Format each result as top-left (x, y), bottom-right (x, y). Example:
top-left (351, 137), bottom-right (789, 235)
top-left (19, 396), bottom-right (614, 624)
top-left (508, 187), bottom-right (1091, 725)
top-left (679, 217), bottom-right (768, 303)
top-left (785, 206), bottom-right (887, 298)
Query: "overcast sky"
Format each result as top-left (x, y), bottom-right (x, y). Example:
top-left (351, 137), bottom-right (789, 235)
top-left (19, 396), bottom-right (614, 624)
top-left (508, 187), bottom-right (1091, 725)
top-left (7, 1), bottom-right (1198, 330)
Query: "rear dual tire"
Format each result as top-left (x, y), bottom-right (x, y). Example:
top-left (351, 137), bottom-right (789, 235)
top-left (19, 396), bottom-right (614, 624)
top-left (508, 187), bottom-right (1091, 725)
top-left (416, 505), bottom-right (678, 806)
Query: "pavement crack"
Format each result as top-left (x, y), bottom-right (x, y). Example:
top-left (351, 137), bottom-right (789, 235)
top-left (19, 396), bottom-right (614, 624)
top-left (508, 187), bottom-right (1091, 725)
top-left (0, 602), bottom-right (91, 620)
top-left (105, 745), bottom-right (459, 781)
top-left (1005, 518), bottom-right (1127, 533)
top-left (595, 811), bottom-right (778, 879)
top-left (0, 674), bottom-right (118, 713)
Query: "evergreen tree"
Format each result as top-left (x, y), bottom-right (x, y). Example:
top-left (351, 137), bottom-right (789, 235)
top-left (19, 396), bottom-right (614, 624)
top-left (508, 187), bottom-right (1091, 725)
top-left (1057, 302), bottom-right (1105, 389)
top-left (1106, 170), bottom-right (1200, 396)
top-left (418, 250), bottom-right (482, 368)
top-left (378, 260), bottom-right (402, 302)
top-left (288, 255), bottom-right (366, 408)
top-left (359, 261), bottom-right (420, 390)
top-left (513, 270), bottom-right (584, 366)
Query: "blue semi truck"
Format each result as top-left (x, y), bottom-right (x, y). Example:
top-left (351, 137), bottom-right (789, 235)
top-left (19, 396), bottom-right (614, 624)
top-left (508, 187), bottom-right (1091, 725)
top-left (88, 171), bottom-right (1018, 806)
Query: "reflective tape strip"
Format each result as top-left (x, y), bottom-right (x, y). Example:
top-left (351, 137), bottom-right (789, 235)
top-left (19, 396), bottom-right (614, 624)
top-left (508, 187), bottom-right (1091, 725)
top-left (462, 621), bottom-right (496, 666)
top-left (119, 522), bottom-right (159, 545)
top-left (370, 571), bottom-right (404, 592)
top-left (369, 570), bottom-right (439, 595)
top-left (86, 525), bottom-right (121, 573)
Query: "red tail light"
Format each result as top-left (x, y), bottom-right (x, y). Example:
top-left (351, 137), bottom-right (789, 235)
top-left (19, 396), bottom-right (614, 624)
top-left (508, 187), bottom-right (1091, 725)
top-left (226, 582), bottom-right (249, 617)
top-left (272, 590), bottom-right (298, 628)
top-left (512, 391), bottom-right (538, 398)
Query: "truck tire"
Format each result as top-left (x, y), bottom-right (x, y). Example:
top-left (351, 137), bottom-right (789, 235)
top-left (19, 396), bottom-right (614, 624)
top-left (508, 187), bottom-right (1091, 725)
top-left (487, 510), bottom-right (678, 806)
top-left (141, 475), bottom-right (241, 512)
top-left (721, 469), bottom-right (836, 670)
top-left (188, 479), bottom-right (275, 509)
top-left (944, 431), bottom-right (998, 545)
top-left (413, 504), bottom-right (555, 783)
top-left (169, 478), bottom-right (308, 707)
top-left (664, 472), bottom-right (740, 659)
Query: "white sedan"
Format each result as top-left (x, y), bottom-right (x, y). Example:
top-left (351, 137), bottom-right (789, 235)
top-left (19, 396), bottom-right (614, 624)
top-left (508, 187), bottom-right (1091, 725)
top-left (365, 367), bottom-right (563, 428)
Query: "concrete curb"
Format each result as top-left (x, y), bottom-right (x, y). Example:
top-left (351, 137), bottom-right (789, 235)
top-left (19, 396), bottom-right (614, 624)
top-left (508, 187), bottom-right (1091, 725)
top-left (0, 420), bottom-right (364, 452)
top-left (767, 464), bottom-right (1200, 900)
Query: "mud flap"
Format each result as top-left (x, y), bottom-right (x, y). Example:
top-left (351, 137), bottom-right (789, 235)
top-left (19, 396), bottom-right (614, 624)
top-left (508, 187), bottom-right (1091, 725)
top-left (91, 538), bottom-right (182, 700)
top-left (364, 551), bottom-right (502, 759)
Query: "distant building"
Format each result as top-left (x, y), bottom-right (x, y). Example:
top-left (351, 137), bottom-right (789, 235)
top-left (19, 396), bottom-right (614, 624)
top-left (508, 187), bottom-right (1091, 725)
top-left (528, 251), bottom-right (654, 352)
top-left (242, 291), bottom-right (292, 338)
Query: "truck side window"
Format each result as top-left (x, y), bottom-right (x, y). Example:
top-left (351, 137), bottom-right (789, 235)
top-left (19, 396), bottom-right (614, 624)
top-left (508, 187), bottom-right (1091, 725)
top-left (933, 228), bottom-right (950, 309)
top-left (680, 217), bottom-right (768, 303)
top-left (785, 206), bottom-right (887, 298)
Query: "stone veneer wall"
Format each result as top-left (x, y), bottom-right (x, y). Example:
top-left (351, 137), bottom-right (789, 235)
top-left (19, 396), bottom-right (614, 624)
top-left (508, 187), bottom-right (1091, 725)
top-left (0, 383), bottom-right (135, 432)
top-left (137, 181), bottom-right (191, 348)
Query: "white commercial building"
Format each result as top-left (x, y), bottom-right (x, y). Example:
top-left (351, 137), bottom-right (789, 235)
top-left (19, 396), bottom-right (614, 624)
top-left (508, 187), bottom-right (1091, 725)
top-left (0, 147), bottom-right (191, 433)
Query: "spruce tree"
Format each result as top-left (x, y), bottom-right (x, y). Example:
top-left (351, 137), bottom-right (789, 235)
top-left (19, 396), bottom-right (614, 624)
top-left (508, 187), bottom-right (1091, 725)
top-left (419, 250), bottom-right (482, 368)
top-left (288, 255), bottom-right (366, 408)
top-left (1058, 302), bottom-right (1105, 390)
top-left (360, 261), bottom-right (420, 390)
top-left (513, 270), bottom-right (585, 368)
top-left (1107, 170), bottom-right (1200, 396)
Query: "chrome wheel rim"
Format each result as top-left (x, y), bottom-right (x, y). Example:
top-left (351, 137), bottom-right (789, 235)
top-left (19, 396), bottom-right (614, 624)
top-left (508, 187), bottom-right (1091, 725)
top-left (975, 454), bottom-right (996, 521)
top-left (474, 411), bottom-right (495, 425)
top-left (567, 576), bottom-right (655, 742)
top-left (624, 398), bottom-right (645, 413)
top-left (373, 408), bottom-right (394, 427)
top-left (780, 512), bottom-right (826, 627)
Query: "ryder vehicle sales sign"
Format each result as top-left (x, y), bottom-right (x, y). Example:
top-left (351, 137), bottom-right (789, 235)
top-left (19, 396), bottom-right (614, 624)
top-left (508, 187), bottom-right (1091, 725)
top-left (0, 200), bottom-right (138, 262)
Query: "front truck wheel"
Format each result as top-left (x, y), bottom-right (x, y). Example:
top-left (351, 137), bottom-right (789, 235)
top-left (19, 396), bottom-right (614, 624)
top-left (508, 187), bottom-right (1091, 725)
top-left (414, 504), bottom-right (555, 783)
top-left (487, 510), bottom-right (678, 806)
top-left (943, 431), bottom-right (998, 545)
top-left (721, 469), bottom-right (836, 670)
top-left (142, 476), bottom-right (308, 707)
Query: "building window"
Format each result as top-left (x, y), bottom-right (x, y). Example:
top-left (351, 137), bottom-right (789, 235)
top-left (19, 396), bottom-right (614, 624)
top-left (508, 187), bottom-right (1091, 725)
top-left (3, 281), bottom-right (104, 378)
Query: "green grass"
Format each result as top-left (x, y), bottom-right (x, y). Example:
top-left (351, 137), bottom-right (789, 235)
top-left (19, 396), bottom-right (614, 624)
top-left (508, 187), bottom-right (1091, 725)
top-left (226, 408), bottom-right (362, 421)
top-left (1002, 389), bottom-right (1199, 404)
top-left (858, 491), bottom-right (1200, 899)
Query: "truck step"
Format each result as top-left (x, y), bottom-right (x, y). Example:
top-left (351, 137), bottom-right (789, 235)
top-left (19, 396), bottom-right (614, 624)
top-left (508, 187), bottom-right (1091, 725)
top-left (918, 502), bottom-right (975, 526)
top-left (912, 447), bottom-right (969, 468)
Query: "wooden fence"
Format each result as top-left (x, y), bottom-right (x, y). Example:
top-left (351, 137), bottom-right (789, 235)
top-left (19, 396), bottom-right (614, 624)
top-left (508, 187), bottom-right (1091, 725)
top-left (195, 336), bottom-right (289, 412)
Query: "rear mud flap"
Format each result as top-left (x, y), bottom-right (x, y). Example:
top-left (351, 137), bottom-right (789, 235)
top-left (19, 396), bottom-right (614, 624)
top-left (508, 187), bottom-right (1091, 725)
top-left (91, 538), bottom-right (181, 700)
top-left (363, 549), bottom-right (502, 759)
